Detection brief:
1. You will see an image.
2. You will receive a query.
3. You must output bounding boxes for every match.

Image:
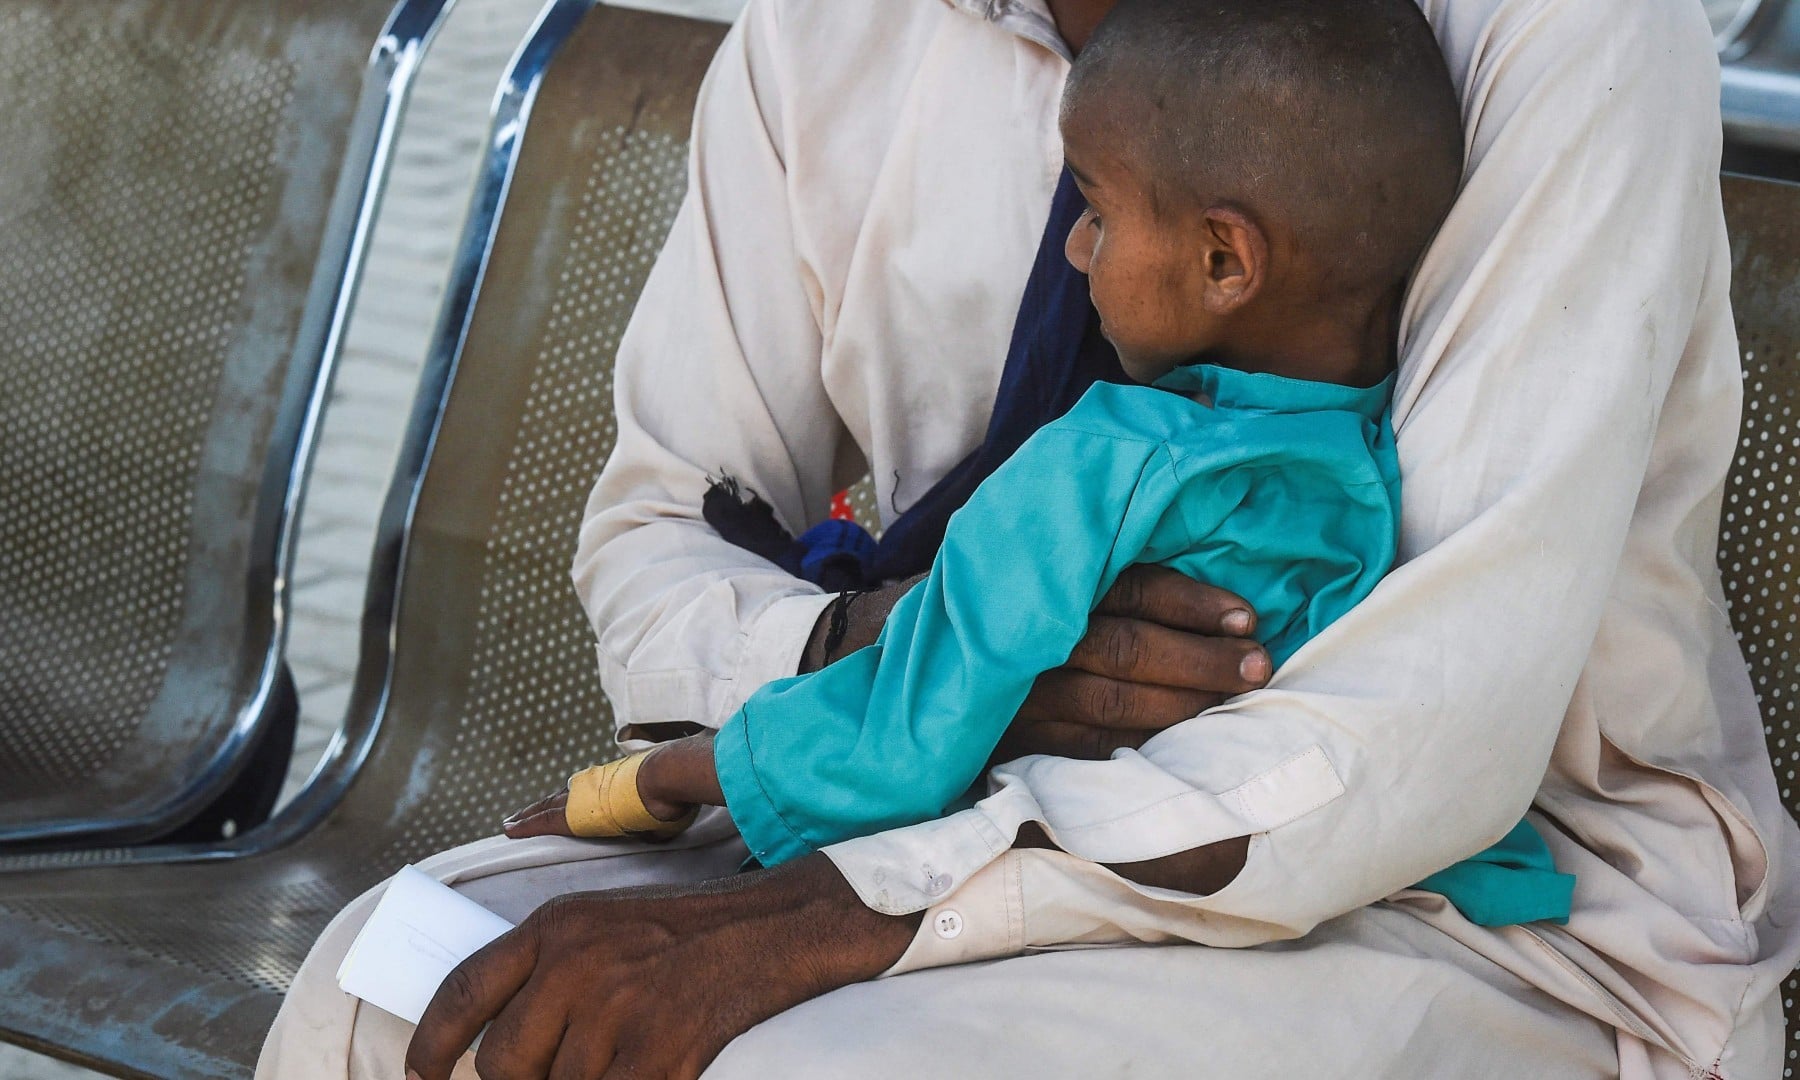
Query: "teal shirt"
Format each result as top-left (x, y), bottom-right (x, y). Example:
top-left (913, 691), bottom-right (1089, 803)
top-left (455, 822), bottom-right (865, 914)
top-left (715, 363), bottom-right (1573, 927)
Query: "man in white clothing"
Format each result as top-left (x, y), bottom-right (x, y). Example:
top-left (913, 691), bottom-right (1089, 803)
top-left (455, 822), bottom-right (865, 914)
top-left (255, 1), bottom-right (1800, 1077)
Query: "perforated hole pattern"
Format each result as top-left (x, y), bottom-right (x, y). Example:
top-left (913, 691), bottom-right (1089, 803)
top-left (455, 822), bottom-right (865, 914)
top-left (0, 8), bottom-right (294, 793)
top-left (3, 874), bottom-right (360, 997)
top-left (0, 127), bottom-right (691, 997)
top-left (845, 474), bottom-right (883, 536)
top-left (1718, 336), bottom-right (1800, 1076)
top-left (368, 127), bottom-right (691, 874)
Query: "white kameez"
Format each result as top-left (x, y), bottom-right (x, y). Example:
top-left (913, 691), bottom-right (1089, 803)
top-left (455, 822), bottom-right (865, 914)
top-left (259, 0), bottom-right (1800, 1075)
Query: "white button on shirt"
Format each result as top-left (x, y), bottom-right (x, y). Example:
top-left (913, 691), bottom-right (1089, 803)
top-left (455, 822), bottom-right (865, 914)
top-left (571, 0), bottom-right (1800, 1076)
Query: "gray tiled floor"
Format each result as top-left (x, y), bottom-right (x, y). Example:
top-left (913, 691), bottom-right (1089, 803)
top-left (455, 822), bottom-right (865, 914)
top-left (0, 1054), bottom-right (98, 1080)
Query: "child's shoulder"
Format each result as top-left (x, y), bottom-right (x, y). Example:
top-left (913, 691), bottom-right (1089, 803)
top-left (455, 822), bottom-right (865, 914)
top-left (1049, 380), bottom-right (1317, 448)
top-left (1045, 382), bottom-right (1207, 446)
top-left (1045, 380), bottom-right (1397, 491)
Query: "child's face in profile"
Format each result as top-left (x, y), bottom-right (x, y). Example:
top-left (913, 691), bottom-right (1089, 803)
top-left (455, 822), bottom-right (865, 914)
top-left (1061, 122), bottom-right (1221, 386)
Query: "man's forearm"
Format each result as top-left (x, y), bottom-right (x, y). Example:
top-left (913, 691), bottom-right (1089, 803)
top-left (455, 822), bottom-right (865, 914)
top-left (1016, 821), bottom-right (1249, 896)
top-left (1108, 835), bottom-right (1250, 894)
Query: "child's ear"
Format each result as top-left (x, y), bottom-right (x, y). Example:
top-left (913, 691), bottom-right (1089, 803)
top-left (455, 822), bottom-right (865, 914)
top-left (1198, 206), bottom-right (1266, 314)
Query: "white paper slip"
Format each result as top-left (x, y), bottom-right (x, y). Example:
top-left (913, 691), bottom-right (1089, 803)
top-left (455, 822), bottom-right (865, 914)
top-left (336, 864), bottom-right (516, 1025)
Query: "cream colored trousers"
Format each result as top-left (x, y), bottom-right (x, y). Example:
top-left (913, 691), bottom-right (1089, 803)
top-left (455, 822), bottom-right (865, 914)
top-left (256, 815), bottom-right (1617, 1079)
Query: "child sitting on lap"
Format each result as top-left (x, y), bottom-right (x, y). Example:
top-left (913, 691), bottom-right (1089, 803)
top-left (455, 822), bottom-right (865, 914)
top-left (508, 0), bottom-right (1573, 928)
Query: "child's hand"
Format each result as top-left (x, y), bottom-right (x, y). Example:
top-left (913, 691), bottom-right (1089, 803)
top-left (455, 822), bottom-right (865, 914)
top-left (501, 745), bottom-right (706, 840)
top-left (502, 789), bottom-right (576, 839)
top-left (1005, 565), bottom-right (1270, 760)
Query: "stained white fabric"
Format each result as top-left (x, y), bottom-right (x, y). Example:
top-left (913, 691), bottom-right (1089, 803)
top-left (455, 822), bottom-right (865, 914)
top-left (564, 0), bottom-right (1800, 1076)
top-left (255, 818), bottom-right (1622, 1080)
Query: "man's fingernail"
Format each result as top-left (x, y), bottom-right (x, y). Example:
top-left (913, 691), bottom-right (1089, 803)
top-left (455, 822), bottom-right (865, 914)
top-left (1222, 609), bottom-right (1253, 635)
top-left (1239, 652), bottom-right (1270, 681)
top-left (407, 1071), bottom-right (424, 1080)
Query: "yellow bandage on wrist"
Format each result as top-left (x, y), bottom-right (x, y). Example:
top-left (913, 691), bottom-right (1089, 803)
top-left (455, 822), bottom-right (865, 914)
top-left (565, 750), bottom-right (696, 840)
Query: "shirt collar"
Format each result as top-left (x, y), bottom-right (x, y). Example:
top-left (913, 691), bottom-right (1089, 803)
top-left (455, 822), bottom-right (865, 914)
top-left (1153, 363), bottom-right (1394, 421)
top-left (940, 0), bottom-right (1070, 60)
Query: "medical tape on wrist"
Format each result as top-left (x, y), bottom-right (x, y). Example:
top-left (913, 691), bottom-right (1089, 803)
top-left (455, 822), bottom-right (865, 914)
top-left (565, 751), bottom-right (694, 839)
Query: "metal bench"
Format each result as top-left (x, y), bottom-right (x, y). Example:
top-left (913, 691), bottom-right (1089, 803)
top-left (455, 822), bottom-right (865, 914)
top-left (0, 0), bottom-right (448, 849)
top-left (0, 6), bottom-right (1788, 1075)
top-left (0, 3), bottom-right (725, 1074)
top-left (1717, 173), bottom-right (1800, 1075)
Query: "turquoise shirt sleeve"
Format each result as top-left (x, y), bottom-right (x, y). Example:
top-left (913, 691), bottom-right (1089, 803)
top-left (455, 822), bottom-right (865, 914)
top-left (716, 419), bottom-right (1201, 867)
top-left (1412, 819), bottom-right (1576, 926)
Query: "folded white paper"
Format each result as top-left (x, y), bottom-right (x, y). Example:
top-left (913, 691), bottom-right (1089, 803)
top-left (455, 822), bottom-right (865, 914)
top-left (336, 864), bottom-right (516, 1025)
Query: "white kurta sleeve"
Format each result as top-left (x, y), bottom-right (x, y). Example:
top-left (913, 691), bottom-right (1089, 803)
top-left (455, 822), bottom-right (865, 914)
top-left (572, 0), bottom-right (843, 733)
top-left (827, 0), bottom-right (1731, 966)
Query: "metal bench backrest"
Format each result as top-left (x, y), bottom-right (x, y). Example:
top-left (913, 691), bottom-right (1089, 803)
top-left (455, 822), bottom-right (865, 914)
top-left (0, 0), bottom-right (443, 847)
top-left (1718, 173), bottom-right (1800, 1072)
top-left (0, 4), bottom-right (726, 1074)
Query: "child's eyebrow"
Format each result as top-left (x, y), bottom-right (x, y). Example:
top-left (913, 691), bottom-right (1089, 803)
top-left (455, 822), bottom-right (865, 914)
top-left (1066, 160), bottom-right (1098, 190)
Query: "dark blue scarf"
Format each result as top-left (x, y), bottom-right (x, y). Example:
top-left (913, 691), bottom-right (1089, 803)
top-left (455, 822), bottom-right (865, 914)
top-left (703, 167), bottom-right (1125, 589)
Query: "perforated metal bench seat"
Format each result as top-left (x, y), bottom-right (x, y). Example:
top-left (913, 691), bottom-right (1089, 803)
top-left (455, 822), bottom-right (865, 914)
top-left (0, 4), bottom-right (726, 1075)
top-left (0, 0), bottom-right (447, 850)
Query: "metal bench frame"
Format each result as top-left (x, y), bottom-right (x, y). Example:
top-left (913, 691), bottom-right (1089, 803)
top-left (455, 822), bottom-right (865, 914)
top-left (0, 3), bottom-right (718, 1074)
top-left (0, 0), bottom-right (600, 878)
top-left (0, 0), bottom-right (451, 850)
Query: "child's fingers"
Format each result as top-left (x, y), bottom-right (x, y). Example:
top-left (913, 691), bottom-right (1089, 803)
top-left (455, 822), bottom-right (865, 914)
top-left (502, 802), bottom-right (575, 839)
top-left (502, 791), bottom-right (572, 837)
top-left (502, 791), bottom-right (562, 826)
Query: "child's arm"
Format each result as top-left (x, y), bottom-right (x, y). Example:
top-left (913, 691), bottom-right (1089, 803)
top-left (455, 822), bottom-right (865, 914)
top-left (501, 733), bottom-right (722, 839)
top-left (636, 733), bottom-right (724, 812)
top-left (717, 415), bottom-right (1194, 867)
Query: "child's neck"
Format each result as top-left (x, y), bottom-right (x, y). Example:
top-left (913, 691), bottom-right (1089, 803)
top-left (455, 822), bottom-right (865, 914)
top-left (1203, 294), bottom-right (1399, 389)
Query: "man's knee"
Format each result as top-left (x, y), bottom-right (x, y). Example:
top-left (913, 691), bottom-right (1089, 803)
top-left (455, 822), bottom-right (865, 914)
top-left (704, 1005), bottom-right (866, 1079)
top-left (702, 979), bottom-right (947, 1079)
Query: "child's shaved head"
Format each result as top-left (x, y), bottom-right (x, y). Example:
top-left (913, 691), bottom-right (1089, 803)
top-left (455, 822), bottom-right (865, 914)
top-left (1063, 0), bottom-right (1463, 304)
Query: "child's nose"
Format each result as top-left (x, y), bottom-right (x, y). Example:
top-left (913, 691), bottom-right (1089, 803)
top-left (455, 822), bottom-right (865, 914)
top-left (1064, 211), bottom-right (1094, 274)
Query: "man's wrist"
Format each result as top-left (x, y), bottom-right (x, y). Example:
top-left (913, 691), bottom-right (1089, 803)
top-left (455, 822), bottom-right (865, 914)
top-left (797, 576), bottom-right (924, 674)
top-left (766, 854), bottom-right (923, 984)
top-left (801, 591), bottom-right (876, 674)
top-left (798, 601), bottom-right (837, 674)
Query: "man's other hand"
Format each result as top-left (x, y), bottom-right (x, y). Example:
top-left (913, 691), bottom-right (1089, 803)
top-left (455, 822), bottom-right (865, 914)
top-left (998, 565), bottom-right (1269, 761)
top-left (403, 855), bottom-right (918, 1080)
top-left (801, 564), bottom-right (1267, 763)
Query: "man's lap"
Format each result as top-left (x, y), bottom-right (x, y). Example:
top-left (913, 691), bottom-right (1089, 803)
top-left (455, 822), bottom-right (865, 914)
top-left (710, 905), bottom-right (1616, 1079)
top-left (258, 823), bottom-right (1616, 1079)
